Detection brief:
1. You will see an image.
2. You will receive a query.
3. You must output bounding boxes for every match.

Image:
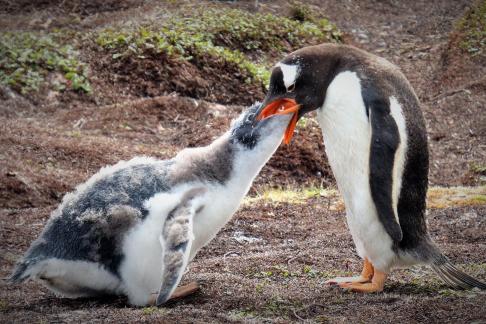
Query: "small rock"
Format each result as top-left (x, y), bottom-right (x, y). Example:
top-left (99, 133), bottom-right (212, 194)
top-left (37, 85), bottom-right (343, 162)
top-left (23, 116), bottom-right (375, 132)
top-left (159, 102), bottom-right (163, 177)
top-left (233, 231), bottom-right (262, 244)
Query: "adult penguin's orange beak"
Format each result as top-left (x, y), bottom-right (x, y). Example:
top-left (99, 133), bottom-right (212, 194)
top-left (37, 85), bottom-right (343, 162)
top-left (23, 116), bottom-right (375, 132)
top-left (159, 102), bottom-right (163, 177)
top-left (256, 98), bottom-right (300, 145)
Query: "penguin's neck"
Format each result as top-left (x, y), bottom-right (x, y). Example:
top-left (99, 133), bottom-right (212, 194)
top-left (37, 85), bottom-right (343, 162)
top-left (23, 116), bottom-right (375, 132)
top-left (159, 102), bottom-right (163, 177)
top-left (228, 137), bottom-right (280, 196)
top-left (185, 131), bottom-right (282, 259)
top-left (208, 131), bottom-right (281, 192)
top-left (173, 130), bottom-right (281, 193)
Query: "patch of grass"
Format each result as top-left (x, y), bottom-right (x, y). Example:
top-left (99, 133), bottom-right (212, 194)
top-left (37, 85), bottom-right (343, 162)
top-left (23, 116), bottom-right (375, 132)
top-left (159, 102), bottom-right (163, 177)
top-left (315, 315), bottom-right (331, 322)
top-left (289, 1), bottom-right (314, 22)
top-left (427, 186), bottom-right (486, 209)
top-left (248, 185), bottom-right (486, 210)
top-left (261, 297), bottom-right (299, 318)
top-left (68, 130), bottom-right (82, 138)
top-left (252, 264), bottom-right (340, 281)
top-left (470, 162), bottom-right (486, 175)
top-left (439, 288), bottom-right (470, 297)
top-left (471, 195), bottom-right (486, 203)
top-left (456, 0), bottom-right (486, 55)
top-left (0, 31), bottom-right (91, 94)
top-left (295, 116), bottom-right (318, 129)
top-left (96, 6), bottom-right (341, 87)
top-left (303, 264), bottom-right (318, 278)
top-left (245, 186), bottom-right (338, 205)
top-left (317, 269), bottom-right (354, 280)
top-left (460, 262), bottom-right (486, 276)
top-left (255, 282), bottom-right (267, 293)
top-left (141, 306), bottom-right (165, 316)
top-left (0, 299), bottom-right (8, 312)
top-left (253, 265), bottom-right (298, 279)
top-left (396, 277), bottom-right (442, 294)
top-left (228, 309), bottom-right (258, 320)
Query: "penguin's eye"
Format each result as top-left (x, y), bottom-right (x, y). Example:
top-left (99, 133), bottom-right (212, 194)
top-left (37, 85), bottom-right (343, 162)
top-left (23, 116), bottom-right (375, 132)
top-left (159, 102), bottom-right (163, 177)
top-left (287, 83), bottom-right (295, 92)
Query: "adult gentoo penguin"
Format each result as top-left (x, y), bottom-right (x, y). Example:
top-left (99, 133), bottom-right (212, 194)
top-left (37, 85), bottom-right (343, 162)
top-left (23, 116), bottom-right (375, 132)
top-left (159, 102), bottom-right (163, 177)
top-left (256, 43), bottom-right (486, 292)
top-left (10, 103), bottom-right (294, 305)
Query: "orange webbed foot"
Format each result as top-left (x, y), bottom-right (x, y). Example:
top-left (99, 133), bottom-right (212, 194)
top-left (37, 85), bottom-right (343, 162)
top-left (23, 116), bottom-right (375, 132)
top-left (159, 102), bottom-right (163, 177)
top-left (326, 258), bottom-right (374, 286)
top-left (339, 269), bottom-right (386, 293)
top-left (338, 281), bottom-right (384, 293)
top-left (328, 259), bottom-right (387, 293)
top-left (325, 276), bottom-right (371, 285)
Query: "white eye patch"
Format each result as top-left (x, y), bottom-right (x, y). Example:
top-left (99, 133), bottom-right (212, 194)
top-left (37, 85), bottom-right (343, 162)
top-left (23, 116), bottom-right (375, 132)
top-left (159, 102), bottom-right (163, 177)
top-left (276, 62), bottom-right (299, 89)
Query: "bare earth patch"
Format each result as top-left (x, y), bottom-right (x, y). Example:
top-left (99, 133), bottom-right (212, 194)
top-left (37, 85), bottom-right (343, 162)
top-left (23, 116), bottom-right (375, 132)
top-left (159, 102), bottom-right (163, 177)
top-left (1, 200), bottom-right (485, 322)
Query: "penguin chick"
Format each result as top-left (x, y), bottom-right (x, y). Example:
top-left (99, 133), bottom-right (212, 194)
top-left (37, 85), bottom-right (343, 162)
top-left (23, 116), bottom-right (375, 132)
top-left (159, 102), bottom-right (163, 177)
top-left (256, 43), bottom-right (486, 292)
top-left (10, 103), bottom-right (294, 306)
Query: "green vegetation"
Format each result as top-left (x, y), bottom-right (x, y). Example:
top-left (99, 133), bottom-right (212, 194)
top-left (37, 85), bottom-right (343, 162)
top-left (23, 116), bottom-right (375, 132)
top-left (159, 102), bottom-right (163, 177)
top-left (0, 32), bottom-right (91, 94)
top-left (427, 186), bottom-right (486, 209)
top-left (141, 306), bottom-right (167, 316)
top-left (251, 264), bottom-right (351, 280)
top-left (228, 309), bottom-right (258, 320)
top-left (244, 186), bottom-right (338, 205)
top-left (289, 1), bottom-right (315, 22)
top-left (461, 262), bottom-right (486, 275)
top-left (471, 195), bottom-right (486, 203)
top-left (96, 6), bottom-right (341, 86)
top-left (247, 185), bottom-right (486, 210)
top-left (0, 299), bottom-right (8, 312)
top-left (470, 162), bottom-right (486, 175)
top-left (0, 5), bottom-right (341, 95)
top-left (456, 0), bottom-right (486, 55)
top-left (393, 276), bottom-right (443, 294)
top-left (296, 116), bottom-right (310, 129)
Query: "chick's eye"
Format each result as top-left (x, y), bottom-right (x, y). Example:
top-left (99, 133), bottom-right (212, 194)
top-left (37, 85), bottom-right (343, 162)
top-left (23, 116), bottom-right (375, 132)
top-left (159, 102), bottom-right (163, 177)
top-left (287, 83), bottom-right (295, 92)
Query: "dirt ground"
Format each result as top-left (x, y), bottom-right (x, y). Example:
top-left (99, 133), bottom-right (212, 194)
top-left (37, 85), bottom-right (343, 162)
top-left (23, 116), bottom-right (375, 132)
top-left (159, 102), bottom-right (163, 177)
top-left (1, 0), bottom-right (485, 323)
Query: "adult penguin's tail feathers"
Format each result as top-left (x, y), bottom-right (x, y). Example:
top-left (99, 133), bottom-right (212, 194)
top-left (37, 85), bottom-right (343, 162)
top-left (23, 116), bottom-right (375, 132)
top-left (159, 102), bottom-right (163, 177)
top-left (416, 238), bottom-right (486, 289)
top-left (430, 255), bottom-right (486, 289)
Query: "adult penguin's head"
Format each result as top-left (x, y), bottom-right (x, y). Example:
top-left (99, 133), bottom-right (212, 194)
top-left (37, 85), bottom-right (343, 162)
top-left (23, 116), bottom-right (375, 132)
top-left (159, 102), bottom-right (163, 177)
top-left (256, 44), bottom-right (342, 119)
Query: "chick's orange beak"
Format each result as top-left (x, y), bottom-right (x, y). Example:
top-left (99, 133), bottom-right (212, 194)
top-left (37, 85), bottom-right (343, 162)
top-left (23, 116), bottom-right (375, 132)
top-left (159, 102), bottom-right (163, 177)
top-left (256, 98), bottom-right (300, 145)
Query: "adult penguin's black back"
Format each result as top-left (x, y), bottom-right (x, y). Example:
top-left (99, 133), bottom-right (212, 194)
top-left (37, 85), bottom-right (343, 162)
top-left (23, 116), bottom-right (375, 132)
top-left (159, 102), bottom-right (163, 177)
top-left (256, 43), bottom-right (485, 291)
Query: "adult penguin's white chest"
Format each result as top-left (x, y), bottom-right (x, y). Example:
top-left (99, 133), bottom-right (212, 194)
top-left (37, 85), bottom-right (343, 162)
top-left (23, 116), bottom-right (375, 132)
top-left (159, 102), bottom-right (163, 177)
top-left (316, 71), bottom-right (396, 271)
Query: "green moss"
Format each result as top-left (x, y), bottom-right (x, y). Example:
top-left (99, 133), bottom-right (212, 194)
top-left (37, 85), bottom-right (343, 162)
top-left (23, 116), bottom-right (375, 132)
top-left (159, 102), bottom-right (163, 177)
top-left (470, 162), bottom-right (486, 174)
top-left (296, 116), bottom-right (311, 129)
top-left (0, 299), bottom-right (8, 312)
top-left (253, 265), bottom-right (297, 279)
top-left (460, 262), bottom-right (486, 275)
top-left (456, 0), bottom-right (486, 55)
top-left (96, 7), bottom-right (341, 87)
top-left (303, 265), bottom-right (318, 278)
top-left (471, 195), bottom-right (486, 203)
top-left (244, 186), bottom-right (337, 205)
top-left (252, 264), bottom-right (334, 281)
top-left (289, 1), bottom-right (342, 40)
top-left (261, 298), bottom-right (292, 318)
top-left (289, 1), bottom-right (314, 22)
top-left (141, 306), bottom-right (166, 315)
top-left (0, 32), bottom-right (91, 94)
top-left (229, 309), bottom-right (258, 320)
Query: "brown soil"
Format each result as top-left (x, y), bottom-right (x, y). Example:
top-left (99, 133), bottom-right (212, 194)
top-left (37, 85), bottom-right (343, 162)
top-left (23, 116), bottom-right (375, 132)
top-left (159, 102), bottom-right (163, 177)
top-left (88, 49), bottom-right (266, 107)
top-left (0, 94), bottom-right (328, 208)
top-left (1, 202), bottom-right (485, 323)
top-left (0, 0), bottom-right (145, 16)
top-left (1, 0), bottom-right (485, 323)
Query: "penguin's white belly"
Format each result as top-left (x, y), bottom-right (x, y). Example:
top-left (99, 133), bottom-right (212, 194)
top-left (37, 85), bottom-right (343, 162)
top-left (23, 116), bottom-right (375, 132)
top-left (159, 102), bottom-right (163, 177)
top-left (317, 71), bottom-right (395, 272)
top-left (190, 166), bottom-right (256, 259)
top-left (189, 186), bottom-right (243, 259)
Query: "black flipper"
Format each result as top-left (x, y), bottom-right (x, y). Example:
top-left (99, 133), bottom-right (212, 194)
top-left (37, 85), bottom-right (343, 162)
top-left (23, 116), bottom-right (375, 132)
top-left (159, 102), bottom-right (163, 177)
top-left (155, 187), bottom-right (206, 306)
top-left (365, 89), bottom-right (403, 242)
